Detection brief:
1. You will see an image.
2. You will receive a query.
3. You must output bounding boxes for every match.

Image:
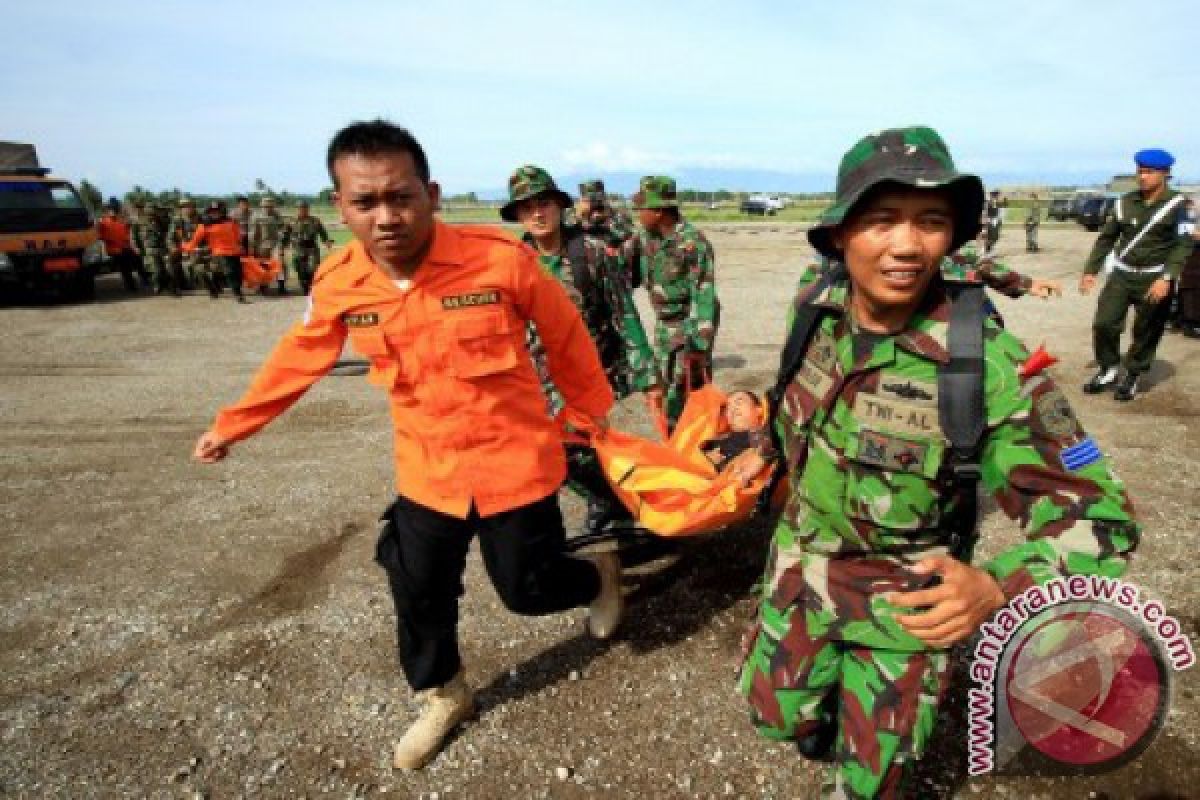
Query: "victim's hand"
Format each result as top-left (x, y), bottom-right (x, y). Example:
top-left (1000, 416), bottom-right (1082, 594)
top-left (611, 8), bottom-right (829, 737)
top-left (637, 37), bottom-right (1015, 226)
top-left (193, 430), bottom-right (232, 463)
top-left (888, 555), bottom-right (1006, 648)
top-left (1079, 274), bottom-right (1098, 295)
top-left (1145, 278), bottom-right (1171, 304)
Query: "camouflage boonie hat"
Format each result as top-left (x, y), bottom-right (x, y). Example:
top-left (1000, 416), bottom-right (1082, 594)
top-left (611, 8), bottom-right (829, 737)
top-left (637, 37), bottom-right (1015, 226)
top-left (632, 176), bottom-right (678, 210)
top-left (579, 179), bottom-right (606, 195)
top-left (260, 196), bottom-right (276, 208)
top-left (807, 126), bottom-right (984, 259)
top-left (500, 165), bottom-right (572, 222)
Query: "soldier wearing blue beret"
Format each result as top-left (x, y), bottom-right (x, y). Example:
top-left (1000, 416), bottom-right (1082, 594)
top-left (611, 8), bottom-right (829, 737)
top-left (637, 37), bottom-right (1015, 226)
top-left (1080, 147), bottom-right (1194, 400)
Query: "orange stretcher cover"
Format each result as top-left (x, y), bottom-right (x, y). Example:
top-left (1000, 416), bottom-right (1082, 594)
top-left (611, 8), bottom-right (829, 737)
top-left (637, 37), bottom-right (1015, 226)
top-left (562, 384), bottom-right (774, 537)
top-left (241, 257), bottom-right (281, 289)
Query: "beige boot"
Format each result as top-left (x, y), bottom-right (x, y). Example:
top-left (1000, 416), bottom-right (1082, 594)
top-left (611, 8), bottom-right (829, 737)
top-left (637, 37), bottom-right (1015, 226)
top-left (392, 671), bottom-right (475, 770)
top-left (586, 551), bottom-right (624, 640)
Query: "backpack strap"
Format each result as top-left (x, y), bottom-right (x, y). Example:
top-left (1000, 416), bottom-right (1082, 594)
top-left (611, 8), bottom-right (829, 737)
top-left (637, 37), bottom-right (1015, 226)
top-left (755, 265), bottom-right (845, 514)
top-left (936, 281), bottom-right (987, 559)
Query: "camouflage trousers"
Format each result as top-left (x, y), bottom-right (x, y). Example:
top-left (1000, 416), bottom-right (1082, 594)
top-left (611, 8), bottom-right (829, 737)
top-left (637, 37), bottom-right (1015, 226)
top-left (292, 246), bottom-right (321, 293)
top-left (143, 250), bottom-right (184, 293)
top-left (653, 338), bottom-right (711, 431)
top-left (739, 581), bottom-right (951, 799)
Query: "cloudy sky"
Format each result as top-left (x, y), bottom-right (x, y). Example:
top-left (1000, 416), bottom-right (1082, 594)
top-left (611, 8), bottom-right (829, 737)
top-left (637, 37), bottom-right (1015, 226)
top-left (5, 0), bottom-right (1198, 196)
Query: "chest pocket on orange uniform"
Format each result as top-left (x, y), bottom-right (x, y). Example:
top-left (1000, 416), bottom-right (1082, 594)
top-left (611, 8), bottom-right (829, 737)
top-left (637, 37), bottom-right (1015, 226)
top-left (453, 310), bottom-right (518, 379)
top-left (346, 327), bottom-right (400, 387)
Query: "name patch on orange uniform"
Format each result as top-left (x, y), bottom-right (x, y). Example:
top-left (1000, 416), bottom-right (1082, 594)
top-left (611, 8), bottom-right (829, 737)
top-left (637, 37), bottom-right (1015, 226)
top-left (442, 290), bottom-right (500, 310)
top-left (343, 312), bottom-right (379, 327)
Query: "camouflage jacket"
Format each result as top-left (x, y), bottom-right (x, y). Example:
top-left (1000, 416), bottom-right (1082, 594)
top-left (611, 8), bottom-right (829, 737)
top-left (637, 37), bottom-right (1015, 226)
top-left (763, 266), bottom-right (1140, 650)
top-left (282, 216), bottom-right (331, 250)
top-left (131, 210), bottom-right (169, 254)
top-left (168, 213), bottom-right (204, 255)
top-left (523, 227), bottom-right (655, 409)
top-left (231, 208), bottom-right (254, 253)
top-left (250, 211), bottom-right (286, 257)
top-left (941, 243), bottom-right (1032, 298)
top-left (631, 219), bottom-right (719, 352)
top-left (582, 206), bottom-right (636, 249)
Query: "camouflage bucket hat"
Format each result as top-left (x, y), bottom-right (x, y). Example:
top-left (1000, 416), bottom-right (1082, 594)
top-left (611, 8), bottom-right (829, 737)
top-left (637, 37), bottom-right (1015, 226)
top-left (500, 165), bottom-right (572, 222)
top-left (579, 179), bottom-right (606, 195)
top-left (632, 175), bottom-right (678, 210)
top-left (807, 126), bottom-right (984, 259)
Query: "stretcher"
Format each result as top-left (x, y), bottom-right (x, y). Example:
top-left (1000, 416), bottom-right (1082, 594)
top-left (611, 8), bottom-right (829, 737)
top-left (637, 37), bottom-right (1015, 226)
top-left (562, 384), bottom-right (775, 538)
top-left (241, 256), bottom-right (281, 290)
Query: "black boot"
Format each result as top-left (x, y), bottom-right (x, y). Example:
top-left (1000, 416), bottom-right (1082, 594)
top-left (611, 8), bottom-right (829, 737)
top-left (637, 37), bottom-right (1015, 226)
top-left (796, 693), bottom-right (839, 762)
top-left (1114, 372), bottom-right (1140, 402)
top-left (1083, 366), bottom-right (1118, 394)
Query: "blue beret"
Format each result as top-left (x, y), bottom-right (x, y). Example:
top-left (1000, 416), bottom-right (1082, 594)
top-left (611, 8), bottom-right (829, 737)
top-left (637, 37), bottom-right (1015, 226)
top-left (1135, 148), bottom-right (1174, 170)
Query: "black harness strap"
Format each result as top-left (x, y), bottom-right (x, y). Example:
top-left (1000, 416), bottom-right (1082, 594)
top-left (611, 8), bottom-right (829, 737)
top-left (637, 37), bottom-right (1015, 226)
top-left (937, 281), bottom-right (987, 558)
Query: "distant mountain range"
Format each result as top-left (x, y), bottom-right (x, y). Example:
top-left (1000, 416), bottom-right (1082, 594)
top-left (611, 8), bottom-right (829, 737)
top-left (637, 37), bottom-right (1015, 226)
top-left (468, 166), bottom-right (1155, 201)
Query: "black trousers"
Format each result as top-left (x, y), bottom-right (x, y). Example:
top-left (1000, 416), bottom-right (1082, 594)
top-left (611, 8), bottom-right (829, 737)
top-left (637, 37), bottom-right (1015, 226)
top-left (215, 255), bottom-right (244, 298)
top-left (375, 493), bottom-right (601, 691)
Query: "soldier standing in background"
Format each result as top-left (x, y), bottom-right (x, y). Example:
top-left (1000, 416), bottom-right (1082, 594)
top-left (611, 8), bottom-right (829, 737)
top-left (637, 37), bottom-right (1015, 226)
top-left (502, 165), bottom-right (657, 536)
top-left (984, 188), bottom-right (1003, 254)
top-left (579, 179), bottom-right (640, 288)
top-left (1025, 193), bottom-right (1041, 252)
top-left (136, 203), bottom-right (179, 296)
top-left (168, 198), bottom-right (205, 292)
top-left (250, 196), bottom-right (289, 295)
top-left (1080, 148), bottom-right (1194, 401)
top-left (232, 195), bottom-right (254, 255)
top-left (281, 200), bottom-right (333, 295)
top-left (1177, 197), bottom-right (1200, 337)
top-left (630, 175), bottom-right (719, 431)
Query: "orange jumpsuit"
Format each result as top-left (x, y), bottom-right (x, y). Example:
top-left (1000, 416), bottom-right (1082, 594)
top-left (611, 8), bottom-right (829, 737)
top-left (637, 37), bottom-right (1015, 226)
top-left (211, 221), bottom-right (614, 518)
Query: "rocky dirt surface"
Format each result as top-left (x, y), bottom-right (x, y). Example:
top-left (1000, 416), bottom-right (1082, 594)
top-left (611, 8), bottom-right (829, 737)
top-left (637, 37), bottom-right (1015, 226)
top-left (0, 225), bottom-right (1195, 798)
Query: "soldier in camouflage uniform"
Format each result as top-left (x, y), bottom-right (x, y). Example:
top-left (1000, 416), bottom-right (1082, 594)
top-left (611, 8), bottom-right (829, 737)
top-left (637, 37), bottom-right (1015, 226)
top-left (1025, 194), bottom-right (1041, 252)
top-left (281, 200), bottom-right (332, 294)
top-left (133, 202), bottom-right (179, 296)
top-left (122, 198), bottom-right (153, 290)
top-left (629, 175), bottom-right (719, 432)
top-left (250, 196), bottom-right (289, 295)
top-left (736, 126), bottom-right (1140, 799)
top-left (168, 198), bottom-right (207, 292)
top-left (942, 239), bottom-right (1061, 299)
top-left (232, 196), bottom-right (254, 255)
top-left (502, 165), bottom-right (657, 535)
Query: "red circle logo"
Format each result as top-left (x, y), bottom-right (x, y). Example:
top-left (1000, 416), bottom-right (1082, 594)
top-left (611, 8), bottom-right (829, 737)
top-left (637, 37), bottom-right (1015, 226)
top-left (1004, 608), bottom-right (1167, 769)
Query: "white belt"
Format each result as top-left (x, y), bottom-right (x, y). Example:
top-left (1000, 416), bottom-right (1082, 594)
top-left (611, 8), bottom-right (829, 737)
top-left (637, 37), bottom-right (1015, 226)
top-left (1114, 261), bottom-right (1165, 274)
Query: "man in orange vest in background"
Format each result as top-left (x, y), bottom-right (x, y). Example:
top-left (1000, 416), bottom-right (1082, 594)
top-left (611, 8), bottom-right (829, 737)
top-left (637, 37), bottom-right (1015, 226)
top-left (184, 200), bottom-right (246, 302)
top-left (96, 198), bottom-right (147, 292)
top-left (191, 119), bottom-right (623, 771)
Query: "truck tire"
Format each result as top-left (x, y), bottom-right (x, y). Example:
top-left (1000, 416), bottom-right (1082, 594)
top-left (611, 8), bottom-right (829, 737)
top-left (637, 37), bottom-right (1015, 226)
top-left (66, 268), bottom-right (96, 302)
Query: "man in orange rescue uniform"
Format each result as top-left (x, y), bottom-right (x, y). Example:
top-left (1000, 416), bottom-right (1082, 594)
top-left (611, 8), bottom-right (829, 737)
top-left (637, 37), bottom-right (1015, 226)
top-left (184, 200), bottom-right (247, 302)
top-left (192, 120), bottom-right (623, 771)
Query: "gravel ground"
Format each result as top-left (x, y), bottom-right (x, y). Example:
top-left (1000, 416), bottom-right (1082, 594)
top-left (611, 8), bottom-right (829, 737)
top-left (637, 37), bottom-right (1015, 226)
top-left (0, 224), bottom-right (1195, 798)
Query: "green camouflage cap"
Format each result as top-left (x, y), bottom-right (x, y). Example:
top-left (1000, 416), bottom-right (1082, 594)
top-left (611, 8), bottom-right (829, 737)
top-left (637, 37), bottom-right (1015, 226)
top-left (807, 126), bottom-right (984, 258)
top-left (579, 179), bottom-right (606, 195)
top-left (632, 175), bottom-right (678, 210)
top-left (500, 164), bottom-right (572, 222)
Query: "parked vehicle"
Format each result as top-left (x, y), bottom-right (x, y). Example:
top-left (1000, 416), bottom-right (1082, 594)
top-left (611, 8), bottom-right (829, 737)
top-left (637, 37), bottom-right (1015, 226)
top-left (1076, 196), bottom-right (1117, 232)
top-left (1047, 197), bottom-right (1073, 221)
top-left (0, 142), bottom-right (104, 300)
top-left (739, 194), bottom-right (785, 216)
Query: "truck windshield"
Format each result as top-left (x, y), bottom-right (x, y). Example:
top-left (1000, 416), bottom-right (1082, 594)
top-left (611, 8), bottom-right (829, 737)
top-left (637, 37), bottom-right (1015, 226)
top-left (0, 181), bottom-right (92, 233)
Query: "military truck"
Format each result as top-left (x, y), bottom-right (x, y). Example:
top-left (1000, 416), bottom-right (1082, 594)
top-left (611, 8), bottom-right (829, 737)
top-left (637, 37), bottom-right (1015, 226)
top-left (0, 142), bottom-right (105, 300)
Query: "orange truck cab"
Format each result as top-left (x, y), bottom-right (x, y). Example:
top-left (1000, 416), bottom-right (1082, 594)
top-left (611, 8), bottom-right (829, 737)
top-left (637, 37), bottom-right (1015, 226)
top-left (0, 141), bottom-right (104, 300)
